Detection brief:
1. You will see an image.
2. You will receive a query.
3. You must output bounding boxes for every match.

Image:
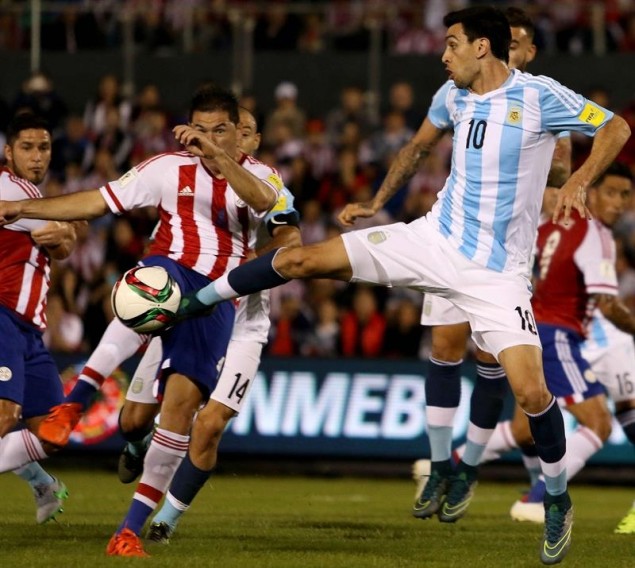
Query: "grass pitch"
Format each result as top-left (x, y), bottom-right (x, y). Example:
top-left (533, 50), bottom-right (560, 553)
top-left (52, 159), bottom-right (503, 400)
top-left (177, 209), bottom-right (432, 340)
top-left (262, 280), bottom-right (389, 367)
top-left (0, 465), bottom-right (633, 568)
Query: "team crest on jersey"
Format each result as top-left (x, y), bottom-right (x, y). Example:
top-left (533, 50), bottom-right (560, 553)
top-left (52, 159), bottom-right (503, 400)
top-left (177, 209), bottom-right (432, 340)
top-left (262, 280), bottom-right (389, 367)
top-left (578, 102), bottom-right (605, 127)
top-left (584, 369), bottom-right (597, 383)
top-left (0, 366), bottom-right (12, 381)
top-left (367, 231), bottom-right (387, 245)
top-left (507, 106), bottom-right (522, 125)
top-left (118, 167), bottom-right (138, 188)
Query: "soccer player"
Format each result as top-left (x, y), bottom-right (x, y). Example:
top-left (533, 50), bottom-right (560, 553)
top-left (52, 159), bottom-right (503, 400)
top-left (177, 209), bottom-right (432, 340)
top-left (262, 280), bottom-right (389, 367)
top-left (0, 113), bottom-right (80, 522)
top-left (170, 6), bottom-right (631, 564)
top-left (0, 86), bottom-right (282, 557)
top-left (460, 164), bottom-right (635, 527)
top-left (414, 7), bottom-right (573, 523)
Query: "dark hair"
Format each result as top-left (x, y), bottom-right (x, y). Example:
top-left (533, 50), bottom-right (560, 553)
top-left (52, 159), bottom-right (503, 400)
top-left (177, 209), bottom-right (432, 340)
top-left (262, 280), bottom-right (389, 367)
top-left (5, 113), bottom-right (51, 145)
top-left (505, 7), bottom-right (535, 41)
top-left (443, 6), bottom-right (511, 63)
top-left (594, 162), bottom-right (633, 186)
top-left (189, 86), bottom-right (239, 124)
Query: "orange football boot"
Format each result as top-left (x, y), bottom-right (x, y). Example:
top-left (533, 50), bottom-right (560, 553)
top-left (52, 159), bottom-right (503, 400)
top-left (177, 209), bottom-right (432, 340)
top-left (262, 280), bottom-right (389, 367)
top-left (106, 528), bottom-right (150, 557)
top-left (38, 402), bottom-right (83, 446)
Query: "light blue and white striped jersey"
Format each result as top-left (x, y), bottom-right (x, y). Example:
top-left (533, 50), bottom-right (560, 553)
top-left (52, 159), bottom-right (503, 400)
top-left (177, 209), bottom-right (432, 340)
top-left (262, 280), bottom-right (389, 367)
top-left (426, 69), bottom-right (613, 274)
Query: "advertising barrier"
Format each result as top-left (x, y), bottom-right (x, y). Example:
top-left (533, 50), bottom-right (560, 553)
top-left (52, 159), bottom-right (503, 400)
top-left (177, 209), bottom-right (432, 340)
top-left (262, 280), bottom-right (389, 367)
top-left (59, 355), bottom-right (634, 465)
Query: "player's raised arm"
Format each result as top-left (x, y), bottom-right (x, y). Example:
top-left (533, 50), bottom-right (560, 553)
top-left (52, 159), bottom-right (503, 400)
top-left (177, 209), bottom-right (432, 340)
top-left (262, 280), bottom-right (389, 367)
top-left (553, 114), bottom-right (631, 225)
top-left (173, 124), bottom-right (277, 213)
top-left (0, 190), bottom-right (109, 226)
top-left (338, 117), bottom-right (444, 227)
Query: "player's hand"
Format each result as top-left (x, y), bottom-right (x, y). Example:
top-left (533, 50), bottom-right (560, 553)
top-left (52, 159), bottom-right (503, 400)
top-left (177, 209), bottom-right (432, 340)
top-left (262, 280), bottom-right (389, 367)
top-left (173, 125), bottom-right (223, 160)
top-left (31, 221), bottom-right (76, 247)
top-left (552, 178), bottom-right (592, 226)
top-left (0, 200), bottom-right (24, 226)
top-left (338, 200), bottom-right (379, 227)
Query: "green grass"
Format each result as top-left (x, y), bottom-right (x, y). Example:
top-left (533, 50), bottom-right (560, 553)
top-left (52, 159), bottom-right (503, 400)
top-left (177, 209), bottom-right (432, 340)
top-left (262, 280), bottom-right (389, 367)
top-left (0, 467), bottom-right (633, 567)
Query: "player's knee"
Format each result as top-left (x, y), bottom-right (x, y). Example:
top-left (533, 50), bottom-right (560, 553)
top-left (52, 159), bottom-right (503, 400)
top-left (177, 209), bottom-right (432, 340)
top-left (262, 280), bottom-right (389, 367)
top-left (276, 248), bottom-right (317, 279)
top-left (430, 337), bottom-right (465, 362)
top-left (118, 405), bottom-right (154, 440)
top-left (585, 409), bottom-right (613, 442)
top-left (513, 382), bottom-right (551, 414)
top-left (193, 411), bottom-right (229, 448)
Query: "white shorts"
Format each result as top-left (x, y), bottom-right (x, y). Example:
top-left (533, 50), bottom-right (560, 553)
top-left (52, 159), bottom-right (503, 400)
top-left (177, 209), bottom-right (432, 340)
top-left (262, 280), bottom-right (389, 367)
top-left (210, 339), bottom-right (263, 414)
top-left (125, 336), bottom-right (162, 404)
top-left (421, 294), bottom-right (468, 326)
top-left (341, 219), bottom-right (540, 358)
top-left (582, 326), bottom-right (635, 404)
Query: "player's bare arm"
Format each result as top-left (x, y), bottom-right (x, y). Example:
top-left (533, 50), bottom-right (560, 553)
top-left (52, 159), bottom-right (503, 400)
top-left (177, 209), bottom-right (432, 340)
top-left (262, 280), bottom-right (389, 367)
top-left (0, 190), bottom-right (109, 226)
top-left (173, 124), bottom-right (276, 213)
top-left (338, 118), bottom-right (444, 227)
top-left (256, 225), bottom-right (302, 257)
top-left (31, 220), bottom-right (84, 260)
top-left (553, 115), bottom-right (631, 225)
top-left (596, 294), bottom-right (635, 335)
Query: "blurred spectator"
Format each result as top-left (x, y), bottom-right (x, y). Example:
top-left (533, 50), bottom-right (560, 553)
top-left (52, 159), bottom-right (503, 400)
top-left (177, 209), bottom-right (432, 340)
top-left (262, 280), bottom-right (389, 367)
top-left (287, 155), bottom-right (320, 205)
top-left (317, 147), bottom-right (370, 211)
top-left (50, 114), bottom-right (93, 178)
top-left (263, 81), bottom-right (307, 146)
top-left (11, 72), bottom-right (68, 134)
top-left (385, 81), bottom-right (424, 132)
top-left (253, 1), bottom-right (301, 51)
top-left (325, 85), bottom-right (375, 148)
top-left (267, 294), bottom-right (312, 356)
top-left (382, 298), bottom-right (424, 358)
top-left (302, 298), bottom-right (341, 357)
top-left (298, 12), bottom-right (326, 53)
top-left (83, 74), bottom-right (132, 138)
top-left (130, 106), bottom-right (179, 165)
top-left (326, 0), bottom-right (370, 50)
top-left (360, 109), bottom-right (413, 169)
top-left (619, 11), bottom-right (635, 51)
top-left (88, 106), bottom-right (133, 171)
top-left (299, 199), bottom-right (328, 245)
top-left (340, 285), bottom-right (386, 357)
top-left (44, 265), bottom-right (85, 353)
top-left (130, 82), bottom-right (163, 124)
top-left (302, 118), bottom-right (335, 180)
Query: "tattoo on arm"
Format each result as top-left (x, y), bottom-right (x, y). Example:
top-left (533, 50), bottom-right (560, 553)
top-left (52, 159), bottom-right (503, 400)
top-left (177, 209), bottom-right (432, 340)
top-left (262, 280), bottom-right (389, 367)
top-left (375, 141), bottom-right (429, 206)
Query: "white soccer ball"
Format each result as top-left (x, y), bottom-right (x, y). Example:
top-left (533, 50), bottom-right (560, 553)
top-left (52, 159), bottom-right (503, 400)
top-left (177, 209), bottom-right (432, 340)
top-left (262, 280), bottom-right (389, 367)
top-left (111, 266), bottom-right (182, 333)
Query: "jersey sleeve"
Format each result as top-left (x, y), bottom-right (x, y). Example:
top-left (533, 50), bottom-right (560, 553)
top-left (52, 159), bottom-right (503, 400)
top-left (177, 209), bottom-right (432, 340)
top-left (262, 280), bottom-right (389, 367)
top-left (426, 81), bottom-right (454, 130)
top-left (264, 187), bottom-right (300, 235)
top-left (99, 158), bottom-right (164, 214)
top-left (0, 173), bottom-right (48, 232)
top-left (573, 222), bottom-right (618, 296)
top-left (538, 76), bottom-right (614, 136)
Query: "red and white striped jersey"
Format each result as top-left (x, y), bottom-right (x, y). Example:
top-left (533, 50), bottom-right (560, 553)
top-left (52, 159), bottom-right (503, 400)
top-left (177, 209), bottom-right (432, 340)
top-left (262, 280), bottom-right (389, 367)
top-left (533, 212), bottom-right (618, 336)
top-left (99, 152), bottom-right (282, 279)
top-left (0, 167), bottom-right (51, 329)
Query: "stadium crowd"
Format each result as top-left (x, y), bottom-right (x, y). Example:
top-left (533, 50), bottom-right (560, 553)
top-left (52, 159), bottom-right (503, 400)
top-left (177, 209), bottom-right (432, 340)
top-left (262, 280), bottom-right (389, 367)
top-left (1, 3), bottom-right (635, 361)
top-left (2, 1), bottom-right (635, 56)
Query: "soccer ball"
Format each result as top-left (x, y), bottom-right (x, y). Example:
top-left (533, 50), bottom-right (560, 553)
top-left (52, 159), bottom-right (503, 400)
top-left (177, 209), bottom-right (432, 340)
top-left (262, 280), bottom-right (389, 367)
top-left (111, 266), bottom-right (181, 333)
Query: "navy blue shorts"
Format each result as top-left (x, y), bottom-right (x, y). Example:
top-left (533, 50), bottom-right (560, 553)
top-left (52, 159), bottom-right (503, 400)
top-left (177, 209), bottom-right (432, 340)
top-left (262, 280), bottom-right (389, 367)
top-left (141, 256), bottom-right (235, 399)
top-left (0, 306), bottom-right (63, 419)
top-left (539, 323), bottom-right (605, 405)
